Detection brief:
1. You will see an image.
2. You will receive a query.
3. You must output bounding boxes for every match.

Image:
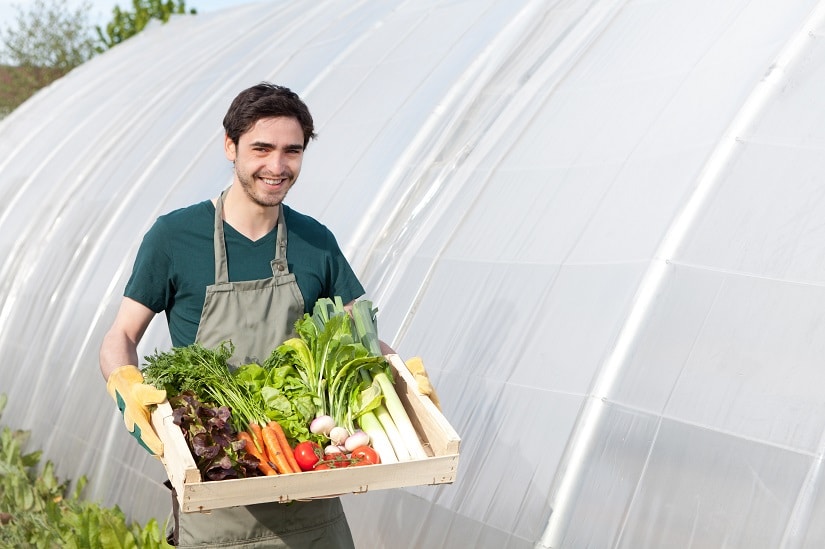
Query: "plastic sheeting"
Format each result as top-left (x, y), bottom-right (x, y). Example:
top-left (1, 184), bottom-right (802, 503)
top-left (2, 0), bottom-right (825, 547)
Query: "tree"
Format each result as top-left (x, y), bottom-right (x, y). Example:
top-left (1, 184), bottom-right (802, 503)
top-left (0, 0), bottom-right (97, 116)
top-left (0, 0), bottom-right (196, 118)
top-left (97, 0), bottom-right (197, 49)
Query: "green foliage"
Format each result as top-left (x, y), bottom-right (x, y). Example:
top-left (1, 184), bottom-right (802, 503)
top-left (0, 0), bottom-right (195, 118)
top-left (0, 0), bottom-right (97, 69)
top-left (0, 394), bottom-right (171, 548)
top-left (96, 0), bottom-right (197, 50)
top-left (0, 0), bottom-right (97, 116)
top-left (269, 298), bottom-right (390, 434)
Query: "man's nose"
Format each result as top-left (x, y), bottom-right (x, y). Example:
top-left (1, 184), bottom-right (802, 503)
top-left (267, 151), bottom-right (286, 172)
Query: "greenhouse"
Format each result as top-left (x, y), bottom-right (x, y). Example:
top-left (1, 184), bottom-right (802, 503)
top-left (2, 0), bottom-right (825, 546)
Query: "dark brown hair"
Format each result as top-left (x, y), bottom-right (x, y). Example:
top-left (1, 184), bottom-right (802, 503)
top-left (222, 82), bottom-right (316, 148)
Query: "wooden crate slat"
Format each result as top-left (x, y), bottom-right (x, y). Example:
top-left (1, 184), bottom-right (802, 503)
top-left (180, 455), bottom-right (460, 512)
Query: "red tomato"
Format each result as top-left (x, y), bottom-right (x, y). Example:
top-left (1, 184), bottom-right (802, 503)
top-left (312, 462), bottom-right (331, 471)
top-left (293, 441), bottom-right (322, 472)
top-left (325, 453), bottom-right (351, 468)
top-left (350, 445), bottom-right (380, 465)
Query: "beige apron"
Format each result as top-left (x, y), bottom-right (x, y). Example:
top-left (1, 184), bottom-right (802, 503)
top-left (170, 189), bottom-right (354, 548)
top-left (196, 191), bottom-right (304, 366)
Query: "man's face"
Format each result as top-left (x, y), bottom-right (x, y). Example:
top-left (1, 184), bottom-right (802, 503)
top-left (225, 116), bottom-right (305, 208)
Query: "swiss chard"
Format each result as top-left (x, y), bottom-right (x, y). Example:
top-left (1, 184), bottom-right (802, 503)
top-left (268, 299), bottom-right (389, 435)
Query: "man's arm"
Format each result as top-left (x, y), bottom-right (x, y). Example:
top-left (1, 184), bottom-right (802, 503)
top-left (100, 297), bottom-right (156, 380)
top-left (100, 296), bottom-right (167, 455)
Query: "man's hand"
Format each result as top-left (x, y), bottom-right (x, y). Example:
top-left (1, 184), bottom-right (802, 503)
top-left (106, 365), bottom-right (167, 456)
top-left (405, 357), bottom-right (441, 410)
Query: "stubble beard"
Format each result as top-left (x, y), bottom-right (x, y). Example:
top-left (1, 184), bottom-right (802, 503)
top-left (236, 167), bottom-right (295, 208)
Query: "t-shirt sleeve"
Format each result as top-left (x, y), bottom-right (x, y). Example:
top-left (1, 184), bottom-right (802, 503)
top-left (324, 230), bottom-right (365, 304)
top-left (124, 218), bottom-right (173, 313)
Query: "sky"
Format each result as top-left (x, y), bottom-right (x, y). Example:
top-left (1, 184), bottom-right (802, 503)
top-left (0, 0), bottom-right (253, 30)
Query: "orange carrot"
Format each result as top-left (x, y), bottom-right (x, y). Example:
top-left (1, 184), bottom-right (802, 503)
top-left (248, 422), bottom-right (265, 453)
top-left (238, 431), bottom-right (277, 476)
top-left (268, 420), bottom-right (301, 473)
top-left (262, 425), bottom-right (295, 474)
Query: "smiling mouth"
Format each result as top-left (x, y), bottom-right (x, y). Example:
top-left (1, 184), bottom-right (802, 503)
top-left (260, 176), bottom-right (286, 186)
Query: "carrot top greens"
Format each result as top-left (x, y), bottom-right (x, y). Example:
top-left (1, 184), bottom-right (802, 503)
top-left (142, 341), bottom-right (266, 432)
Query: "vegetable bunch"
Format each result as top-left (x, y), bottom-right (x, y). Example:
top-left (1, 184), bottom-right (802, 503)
top-left (141, 298), bottom-right (428, 479)
top-left (268, 298), bottom-right (429, 464)
top-left (142, 342), bottom-right (267, 432)
top-left (236, 420), bottom-right (301, 475)
top-left (267, 298), bottom-right (387, 437)
top-left (233, 361), bottom-right (318, 445)
top-left (169, 391), bottom-right (261, 480)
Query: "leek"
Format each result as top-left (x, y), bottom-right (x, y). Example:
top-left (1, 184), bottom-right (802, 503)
top-left (357, 372), bottom-right (410, 460)
top-left (351, 300), bottom-right (382, 356)
top-left (358, 410), bottom-right (398, 464)
top-left (350, 300), bottom-right (429, 460)
top-left (372, 368), bottom-right (428, 460)
top-left (374, 402), bottom-right (412, 461)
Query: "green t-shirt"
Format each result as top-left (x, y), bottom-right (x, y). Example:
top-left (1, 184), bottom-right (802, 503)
top-left (124, 200), bottom-right (365, 347)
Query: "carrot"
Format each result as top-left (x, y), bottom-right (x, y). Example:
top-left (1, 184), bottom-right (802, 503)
top-left (262, 425), bottom-right (295, 474)
top-left (238, 431), bottom-right (277, 476)
top-left (248, 422), bottom-right (265, 453)
top-left (268, 420), bottom-right (301, 473)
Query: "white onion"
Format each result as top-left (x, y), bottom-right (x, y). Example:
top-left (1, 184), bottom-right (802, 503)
top-left (310, 415), bottom-right (335, 436)
top-left (344, 430), bottom-right (370, 452)
top-left (329, 426), bottom-right (350, 446)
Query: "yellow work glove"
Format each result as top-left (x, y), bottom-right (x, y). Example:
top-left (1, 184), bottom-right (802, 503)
top-left (405, 357), bottom-right (441, 410)
top-left (106, 365), bottom-right (166, 456)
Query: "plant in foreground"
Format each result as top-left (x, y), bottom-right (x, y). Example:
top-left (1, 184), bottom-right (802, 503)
top-left (0, 394), bottom-right (171, 548)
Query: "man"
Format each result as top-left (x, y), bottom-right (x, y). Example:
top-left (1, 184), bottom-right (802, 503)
top-left (100, 83), bottom-right (363, 547)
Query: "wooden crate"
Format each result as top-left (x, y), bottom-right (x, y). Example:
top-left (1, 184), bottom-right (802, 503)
top-left (150, 354), bottom-right (460, 513)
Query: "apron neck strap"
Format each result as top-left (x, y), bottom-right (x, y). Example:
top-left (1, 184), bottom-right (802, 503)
top-left (213, 188), bottom-right (289, 283)
top-left (270, 204), bottom-right (288, 275)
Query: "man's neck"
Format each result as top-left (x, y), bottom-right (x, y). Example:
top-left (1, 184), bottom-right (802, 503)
top-left (219, 184), bottom-right (279, 241)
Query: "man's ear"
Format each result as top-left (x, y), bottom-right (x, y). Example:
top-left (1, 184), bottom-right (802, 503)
top-left (224, 134), bottom-right (236, 161)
